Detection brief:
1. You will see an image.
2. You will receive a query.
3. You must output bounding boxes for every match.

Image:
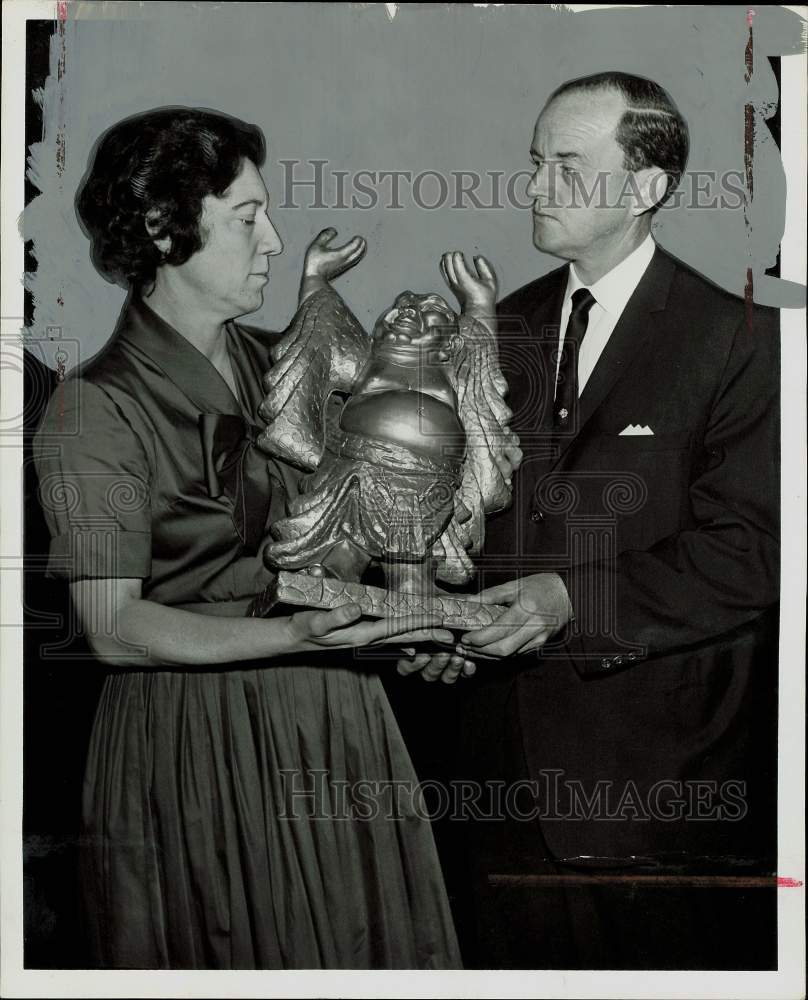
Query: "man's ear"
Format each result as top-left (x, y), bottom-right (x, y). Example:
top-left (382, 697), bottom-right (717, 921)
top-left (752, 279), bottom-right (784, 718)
top-left (144, 208), bottom-right (171, 256)
top-left (631, 167), bottom-right (669, 216)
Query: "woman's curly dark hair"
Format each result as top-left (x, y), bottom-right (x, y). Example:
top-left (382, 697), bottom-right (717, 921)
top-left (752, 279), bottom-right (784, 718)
top-left (76, 107), bottom-right (266, 288)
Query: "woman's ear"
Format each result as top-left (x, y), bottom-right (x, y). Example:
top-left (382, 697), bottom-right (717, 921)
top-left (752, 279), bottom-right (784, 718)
top-left (144, 208), bottom-right (171, 256)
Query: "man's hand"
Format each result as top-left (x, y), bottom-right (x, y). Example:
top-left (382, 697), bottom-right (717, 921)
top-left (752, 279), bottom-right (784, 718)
top-left (457, 573), bottom-right (573, 659)
top-left (440, 251), bottom-right (498, 318)
top-left (300, 227), bottom-right (366, 303)
top-left (396, 648), bottom-right (477, 684)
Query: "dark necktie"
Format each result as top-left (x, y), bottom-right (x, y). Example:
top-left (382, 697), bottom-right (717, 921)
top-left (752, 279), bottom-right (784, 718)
top-left (554, 287), bottom-right (597, 431)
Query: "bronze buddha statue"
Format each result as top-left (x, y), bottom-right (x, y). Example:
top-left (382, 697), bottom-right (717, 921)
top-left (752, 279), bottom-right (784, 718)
top-left (255, 264), bottom-right (518, 618)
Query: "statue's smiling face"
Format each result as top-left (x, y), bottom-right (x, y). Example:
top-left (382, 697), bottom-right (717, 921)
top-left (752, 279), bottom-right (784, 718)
top-left (375, 291), bottom-right (458, 348)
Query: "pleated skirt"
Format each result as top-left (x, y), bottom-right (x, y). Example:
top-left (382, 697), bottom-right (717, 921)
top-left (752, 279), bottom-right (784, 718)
top-left (79, 663), bottom-right (461, 969)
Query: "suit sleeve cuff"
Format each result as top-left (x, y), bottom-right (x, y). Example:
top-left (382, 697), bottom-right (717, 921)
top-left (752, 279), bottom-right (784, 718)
top-left (557, 564), bottom-right (647, 678)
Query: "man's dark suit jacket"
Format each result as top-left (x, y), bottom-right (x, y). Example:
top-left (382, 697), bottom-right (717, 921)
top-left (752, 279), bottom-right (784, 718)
top-left (476, 244), bottom-right (780, 872)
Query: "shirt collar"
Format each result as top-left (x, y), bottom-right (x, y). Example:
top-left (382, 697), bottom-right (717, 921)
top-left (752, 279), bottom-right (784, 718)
top-left (565, 234), bottom-right (656, 317)
top-left (118, 294), bottom-right (249, 419)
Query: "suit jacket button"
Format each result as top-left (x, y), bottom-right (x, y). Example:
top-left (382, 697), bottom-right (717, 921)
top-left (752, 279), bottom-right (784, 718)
top-left (530, 509), bottom-right (544, 523)
top-left (600, 657), bottom-right (613, 670)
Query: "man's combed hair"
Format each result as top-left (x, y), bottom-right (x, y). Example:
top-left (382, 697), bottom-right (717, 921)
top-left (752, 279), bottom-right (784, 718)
top-left (76, 107), bottom-right (266, 288)
top-left (550, 72), bottom-right (689, 206)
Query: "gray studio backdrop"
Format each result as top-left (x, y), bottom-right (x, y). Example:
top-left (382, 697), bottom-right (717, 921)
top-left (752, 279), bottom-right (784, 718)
top-left (24, 3), bottom-right (805, 371)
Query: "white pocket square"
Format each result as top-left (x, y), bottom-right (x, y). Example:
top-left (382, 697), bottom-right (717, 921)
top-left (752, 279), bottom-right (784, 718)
top-left (619, 424), bottom-right (654, 436)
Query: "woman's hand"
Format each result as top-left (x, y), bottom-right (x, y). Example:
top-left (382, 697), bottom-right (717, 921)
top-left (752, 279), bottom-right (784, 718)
top-left (285, 602), bottom-right (455, 653)
top-left (68, 579), bottom-right (453, 669)
top-left (300, 227), bottom-right (366, 304)
top-left (440, 251), bottom-right (498, 317)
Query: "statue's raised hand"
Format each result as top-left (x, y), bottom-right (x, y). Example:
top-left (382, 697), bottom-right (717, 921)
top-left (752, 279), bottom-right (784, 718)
top-left (440, 251), bottom-right (498, 318)
top-left (300, 228), bottom-right (367, 304)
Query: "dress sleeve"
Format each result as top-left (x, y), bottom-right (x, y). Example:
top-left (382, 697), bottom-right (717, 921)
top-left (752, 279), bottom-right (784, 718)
top-left (33, 377), bottom-right (153, 580)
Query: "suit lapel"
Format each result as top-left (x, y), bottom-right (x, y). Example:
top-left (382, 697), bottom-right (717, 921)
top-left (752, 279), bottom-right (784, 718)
top-left (499, 265), bottom-right (567, 440)
top-left (551, 249), bottom-right (676, 468)
top-left (530, 269), bottom-right (568, 432)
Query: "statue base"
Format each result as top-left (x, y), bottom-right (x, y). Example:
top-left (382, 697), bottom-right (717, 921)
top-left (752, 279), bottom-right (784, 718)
top-left (247, 570), bottom-right (504, 629)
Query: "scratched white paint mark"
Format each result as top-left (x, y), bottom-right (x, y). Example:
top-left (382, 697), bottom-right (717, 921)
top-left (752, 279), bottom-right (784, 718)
top-left (384, 3), bottom-right (397, 22)
top-left (25, 20), bottom-right (73, 370)
top-left (562, 4), bottom-right (644, 9)
top-left (25, 16), bottom-right (126, 373)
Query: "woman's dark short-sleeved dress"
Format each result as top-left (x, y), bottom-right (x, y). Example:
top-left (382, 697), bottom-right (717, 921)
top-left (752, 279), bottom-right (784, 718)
top-left (33, 295), bottom-right (461, 969)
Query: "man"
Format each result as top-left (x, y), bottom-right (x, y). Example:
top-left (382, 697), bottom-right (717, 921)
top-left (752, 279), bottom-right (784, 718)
top-left (404, 72), bottom-right (780, 969)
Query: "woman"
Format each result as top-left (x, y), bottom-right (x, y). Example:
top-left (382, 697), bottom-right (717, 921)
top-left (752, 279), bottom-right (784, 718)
top-left (33, 107), bottom-right (465, 969)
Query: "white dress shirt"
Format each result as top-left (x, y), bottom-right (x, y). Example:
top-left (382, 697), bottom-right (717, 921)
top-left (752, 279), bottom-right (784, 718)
top-left (555, 234), bottom-right (657, 397)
